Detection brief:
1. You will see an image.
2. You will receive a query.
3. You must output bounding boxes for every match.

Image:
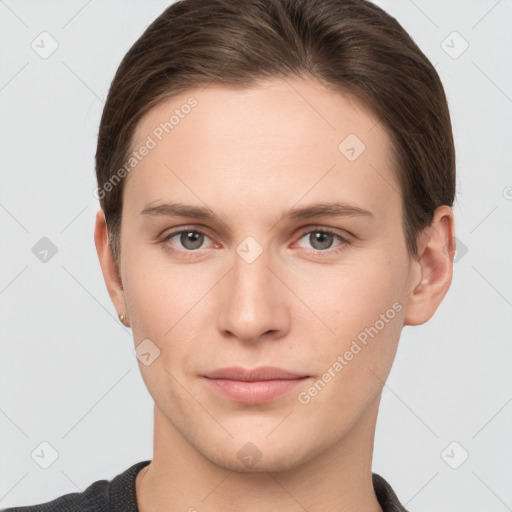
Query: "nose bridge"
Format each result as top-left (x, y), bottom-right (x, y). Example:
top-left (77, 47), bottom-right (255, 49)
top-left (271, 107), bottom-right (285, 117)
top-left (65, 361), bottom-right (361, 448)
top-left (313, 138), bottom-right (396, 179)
top-left (218, 236), bottom-right (289, 341)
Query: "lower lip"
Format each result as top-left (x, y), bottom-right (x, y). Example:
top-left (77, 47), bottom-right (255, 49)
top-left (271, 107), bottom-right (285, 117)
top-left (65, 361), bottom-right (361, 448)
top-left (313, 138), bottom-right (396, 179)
top-left (204, 377), bottom-right (308, 404)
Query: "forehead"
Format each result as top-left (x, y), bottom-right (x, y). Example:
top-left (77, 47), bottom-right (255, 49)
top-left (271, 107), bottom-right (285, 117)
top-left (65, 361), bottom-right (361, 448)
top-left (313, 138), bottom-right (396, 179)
top-left (126, 77), bottom-right (400, 222)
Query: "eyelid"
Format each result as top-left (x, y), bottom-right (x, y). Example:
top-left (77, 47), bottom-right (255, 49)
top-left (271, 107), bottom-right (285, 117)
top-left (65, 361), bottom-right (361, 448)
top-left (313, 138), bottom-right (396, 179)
top-left (160, 224), bottom-right (352, 256)
top-left (295, 224), bottom-right (352, 240)
top-left (292, 225), bottom-right (351, 254)
top-left (160, 226), bottom-right (216, 247)
top-left (161, 224), bottom-right (351, 242)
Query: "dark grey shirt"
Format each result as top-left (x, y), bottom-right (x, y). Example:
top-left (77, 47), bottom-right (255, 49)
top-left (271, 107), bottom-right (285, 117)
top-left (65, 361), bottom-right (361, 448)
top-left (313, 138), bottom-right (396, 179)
top-left (1, 460), bottom-right (409, 511)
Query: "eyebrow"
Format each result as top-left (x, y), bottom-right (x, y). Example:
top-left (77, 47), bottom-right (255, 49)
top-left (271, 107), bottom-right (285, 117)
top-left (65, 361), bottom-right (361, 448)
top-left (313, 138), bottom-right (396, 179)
top-left (140, 201), bottom-right (374, 222)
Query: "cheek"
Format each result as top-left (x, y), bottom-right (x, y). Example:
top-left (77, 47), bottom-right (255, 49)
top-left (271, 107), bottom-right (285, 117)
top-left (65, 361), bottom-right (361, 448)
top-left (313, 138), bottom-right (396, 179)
top-left (300, 255), bottom-right (404, 339)
top-left (121, 235), bottom-right (200, 334)
top-left (296, 250), bottom-right (406, 389)
top-left (297, 283), bottom-right (403, 437)
top-left (122, 254), bottom-right (217, 374)
top-left (123, 266), bottom-right (202, 413)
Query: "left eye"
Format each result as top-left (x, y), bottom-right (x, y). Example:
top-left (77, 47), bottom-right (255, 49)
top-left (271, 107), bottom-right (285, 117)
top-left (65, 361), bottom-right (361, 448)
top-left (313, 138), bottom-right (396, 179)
top-left (164, 230), bottom-right (211, 251)
top-left (296, 230), bottom-right (346, 251)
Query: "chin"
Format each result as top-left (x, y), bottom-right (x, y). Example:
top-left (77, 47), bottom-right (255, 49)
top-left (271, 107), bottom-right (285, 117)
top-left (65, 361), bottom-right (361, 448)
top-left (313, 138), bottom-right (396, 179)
top-left (191, 429), bottom-right (320, 475)
top-left (207, 444), bottom-right (306, 474)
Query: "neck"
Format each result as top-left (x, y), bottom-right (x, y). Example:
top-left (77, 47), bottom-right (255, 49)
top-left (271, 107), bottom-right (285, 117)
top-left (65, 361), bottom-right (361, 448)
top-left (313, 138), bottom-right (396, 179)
top-left (136, 398), bottom-right (383, 512)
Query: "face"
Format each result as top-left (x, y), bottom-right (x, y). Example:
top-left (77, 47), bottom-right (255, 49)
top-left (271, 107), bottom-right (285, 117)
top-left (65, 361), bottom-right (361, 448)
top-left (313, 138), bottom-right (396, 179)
top-left (112, 77), bottom-right (419, 472)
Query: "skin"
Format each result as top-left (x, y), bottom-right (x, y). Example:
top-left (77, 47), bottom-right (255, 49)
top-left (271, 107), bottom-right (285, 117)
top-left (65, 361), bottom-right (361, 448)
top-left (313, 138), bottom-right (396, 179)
top-left (95, 76), bottom-right (455, 512)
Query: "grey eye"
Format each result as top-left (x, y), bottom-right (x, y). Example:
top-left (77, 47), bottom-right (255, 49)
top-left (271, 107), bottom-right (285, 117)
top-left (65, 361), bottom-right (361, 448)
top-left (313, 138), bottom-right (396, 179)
top-left (166, 230), bottom-right (206, 250)
top-left (297, 230), bottom-right (342, 251)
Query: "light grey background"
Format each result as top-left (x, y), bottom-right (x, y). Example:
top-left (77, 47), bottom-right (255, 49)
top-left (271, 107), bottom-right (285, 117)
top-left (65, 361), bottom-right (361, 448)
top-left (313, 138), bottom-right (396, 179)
top-left (0, 1), bottom-right (511, 510)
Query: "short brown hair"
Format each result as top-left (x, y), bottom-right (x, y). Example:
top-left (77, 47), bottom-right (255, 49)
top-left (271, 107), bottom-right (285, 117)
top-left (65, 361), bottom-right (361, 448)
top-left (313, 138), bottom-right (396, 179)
top-left (95, 0), bottom-right (455, 269)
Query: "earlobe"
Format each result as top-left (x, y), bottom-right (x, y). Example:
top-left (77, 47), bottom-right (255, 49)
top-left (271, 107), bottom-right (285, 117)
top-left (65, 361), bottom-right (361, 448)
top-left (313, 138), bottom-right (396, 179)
top-left (403, 205), bottom-right (456, 326)
top-left (94, 207), bottom-right (127, 321)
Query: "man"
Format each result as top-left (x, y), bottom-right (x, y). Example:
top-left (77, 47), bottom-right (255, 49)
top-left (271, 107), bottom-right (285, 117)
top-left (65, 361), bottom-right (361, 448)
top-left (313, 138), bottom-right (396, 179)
top-left (3, 0), bottom-right (455, 510)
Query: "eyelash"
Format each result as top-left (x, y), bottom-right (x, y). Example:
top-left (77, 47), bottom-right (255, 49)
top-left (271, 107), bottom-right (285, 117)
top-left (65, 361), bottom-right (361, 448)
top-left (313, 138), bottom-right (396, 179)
top-left (159, 226), bottom-right (351, 258)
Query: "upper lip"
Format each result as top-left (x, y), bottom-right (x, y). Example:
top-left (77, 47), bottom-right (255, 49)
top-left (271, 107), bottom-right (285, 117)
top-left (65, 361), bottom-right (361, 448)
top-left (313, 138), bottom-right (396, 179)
top-left (204, 366), bottom-right (308, 381)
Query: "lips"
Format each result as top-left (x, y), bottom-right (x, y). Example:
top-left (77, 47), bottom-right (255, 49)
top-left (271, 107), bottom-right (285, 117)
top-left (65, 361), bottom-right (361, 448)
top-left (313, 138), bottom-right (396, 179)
top-left (202, 366), bottom-right (310, 404)
top-left (204, 366), bottom-right (309, 381)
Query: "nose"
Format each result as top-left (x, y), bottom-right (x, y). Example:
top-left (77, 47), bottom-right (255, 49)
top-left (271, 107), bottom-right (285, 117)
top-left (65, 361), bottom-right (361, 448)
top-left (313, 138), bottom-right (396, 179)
top-left (216, 245), bottom-right (291, 344)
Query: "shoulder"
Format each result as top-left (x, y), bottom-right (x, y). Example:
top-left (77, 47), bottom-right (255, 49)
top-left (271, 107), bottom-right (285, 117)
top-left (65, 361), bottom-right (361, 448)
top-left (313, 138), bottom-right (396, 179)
top-left (1, 460), bottom-right (151, 512)
top-left (0, 480), bottom-right (109, 512)
top-left (372, 473), bottom-right (410, 512)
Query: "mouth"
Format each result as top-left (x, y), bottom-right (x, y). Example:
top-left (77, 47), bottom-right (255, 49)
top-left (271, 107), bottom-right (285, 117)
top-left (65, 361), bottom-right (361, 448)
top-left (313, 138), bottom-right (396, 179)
top-left (202, 366), bottom-right (310, 404)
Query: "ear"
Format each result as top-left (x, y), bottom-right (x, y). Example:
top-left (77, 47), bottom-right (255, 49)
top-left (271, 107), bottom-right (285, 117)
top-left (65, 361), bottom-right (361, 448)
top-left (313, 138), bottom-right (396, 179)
top-left (403, 205), bottom-right (456, 326)
top-left (94, 207), bottom-right (127, 321)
